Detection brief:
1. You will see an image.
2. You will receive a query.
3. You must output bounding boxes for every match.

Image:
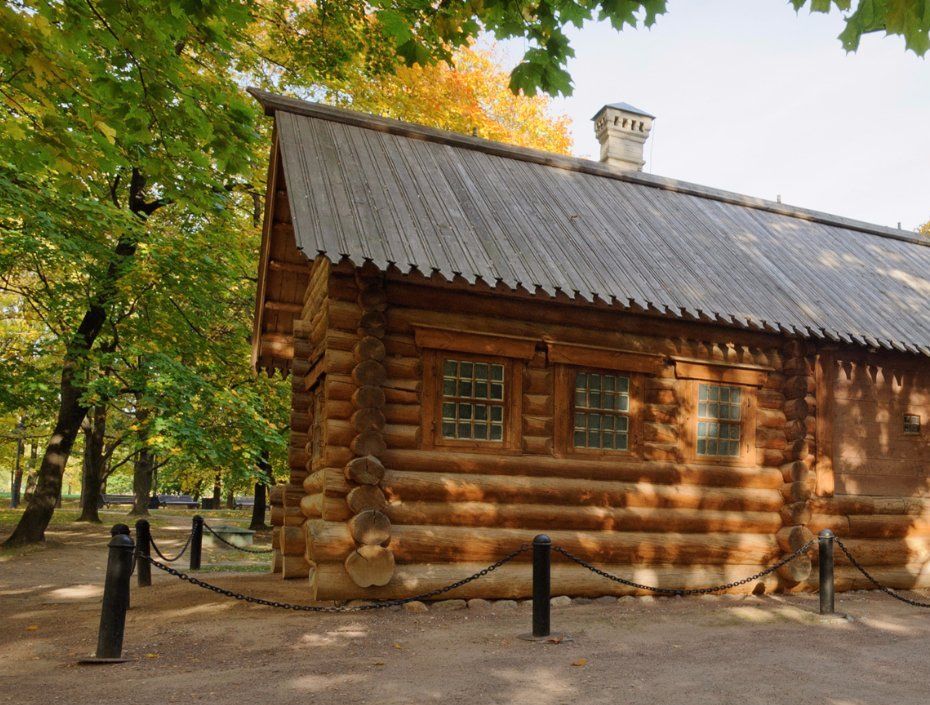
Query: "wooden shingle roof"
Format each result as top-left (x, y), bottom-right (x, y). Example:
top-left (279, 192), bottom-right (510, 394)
top-left (250, 88), bottom-right (930, 356)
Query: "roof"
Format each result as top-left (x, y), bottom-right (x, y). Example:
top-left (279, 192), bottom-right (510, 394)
top-left (249, 88), bottom-right (930, 356)
top-left (593, 102), bottom-right (656, 119)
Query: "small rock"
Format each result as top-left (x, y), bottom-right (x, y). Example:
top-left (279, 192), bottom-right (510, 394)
top-left (347, 599), bottom-right (374, 608)
top-left (432, 599), bottom-right (467, 611)
top-left (699, 594), bottom-right (718, 601)
top-left (403, 601), bottom-right (429, 614)
top-left (573, 597), bottom-right (593, 605)
top-left (495, 600), bottom-right (519, 609)
top-left (550, 595), bottom-right (572, 607)
top-left (638, 595), bottom-right (656, 603)
top-left (467, 598), bottom-right (492, 611)
top-left (594, 596), bottom-right (618, 605)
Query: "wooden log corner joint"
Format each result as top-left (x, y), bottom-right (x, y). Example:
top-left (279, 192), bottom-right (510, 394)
top-left (249, 88), bottom-right (930, 601)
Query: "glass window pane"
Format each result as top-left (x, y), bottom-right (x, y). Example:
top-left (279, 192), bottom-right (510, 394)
top-left (490, 383), bottom-right (503, 400)
top-left (491, 364), bottom-right (504, 381)
top-left (442, 422), bottom-right (455, 437)
top-left (442, 403), bottom-right (456, 419)
top-left (490, 424), bottom-right (503, 441)
top-left (474, 363), bottom-right (488, 380)
top-left (490, 405), bottom-right (503, 422)
top-left (443, 379), bottom-right (456, 396)
top-left (474, 404), bottom-right (487, 421)
top-left (444, 360), bottom-right (457, 376)
top-left (574, 430), bottom-right (586, 447)
top-left (459, 380), bottom-right (473, 397)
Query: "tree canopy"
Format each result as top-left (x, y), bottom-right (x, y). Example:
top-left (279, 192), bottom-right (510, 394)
top-left (0, 1), bottom-right (571, 543)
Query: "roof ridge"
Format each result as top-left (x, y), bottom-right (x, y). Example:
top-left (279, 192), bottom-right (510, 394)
top-left (248, 87), bottom-right (927, 248)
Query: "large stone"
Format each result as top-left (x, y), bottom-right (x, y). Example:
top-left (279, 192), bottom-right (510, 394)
top-left (432, 599), bottom-right (467, 611)
top-left (467, 599), bottom-right (492, 612)
top-left (550, 595), bottom-right (572, 608)
top-left (403, 601), bottom-right (428, 614)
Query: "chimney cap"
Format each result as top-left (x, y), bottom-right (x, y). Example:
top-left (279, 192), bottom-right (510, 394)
top-left (591, 102), bottom-right (655, 121)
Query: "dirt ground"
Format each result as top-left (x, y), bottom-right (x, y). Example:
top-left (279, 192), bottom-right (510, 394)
top-left (4, 516), bottom-right (930, 705)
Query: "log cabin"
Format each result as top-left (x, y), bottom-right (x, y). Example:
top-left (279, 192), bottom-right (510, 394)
top-left (248, 88), bottom-right (930, 600)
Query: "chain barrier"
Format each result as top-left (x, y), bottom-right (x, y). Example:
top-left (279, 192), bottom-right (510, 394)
top-left (834, 537), bottom-right (930, 608)
top-left (202, 522), bottom-right (275, 554)
top-left (149, 532), bottom-right (193, 563)
top-left (141, 543), bottom-right (529, 611)
top-left (553, 540), bottom-right (816, 596)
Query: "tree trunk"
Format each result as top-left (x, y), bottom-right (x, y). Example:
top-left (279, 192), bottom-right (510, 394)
top-left (250, 453), bottom-right (272, 530)
top-left (3, 360), bottom-right (94, 545)
top-left (77, 406), bottom-right (107, 523)
top-left (225, 486), bottom-right (235, 510)
top-left (211, 472), bottom-right (222, 509)
top-left (130, 447), bottom-right (154, 516)
top-left (3, 229), bottom-right (141, 546)
top-left (9, 422), bottom-right (24, 509)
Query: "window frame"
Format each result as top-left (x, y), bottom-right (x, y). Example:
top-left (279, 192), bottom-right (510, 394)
top-left (553, 365), bottom-right (644, 459)
top-left (422, 350), bottom-right (524, 453)
top-left (682, 380), bottom-right (757, 465)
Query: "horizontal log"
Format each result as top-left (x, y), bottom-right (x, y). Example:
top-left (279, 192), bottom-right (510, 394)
top-left (384, 386), bottom-right (419, 405)
top-left (383, 334), bottom-right (417, 357)
top-left (328, 299), bottom-right (361, 332)
top-left (311, 562), bottom-right (779, 601)
top-left (302, 468), bottom-right (350, 496)
top-left (384, 403), bottom-right (420, 425)
top-left (348, 510), bottom-right (392, 545)
top-left (385, 500), bottom-right (781, 534)
top-left (380, 449), bottom-right (784, 490)
top-left (306, 522), bottom-right (780, 565)
top-left (353, 385), bottom-right (386, 409)
top-left (326, 330), bottom-right (357, 352)
top-left (384, 423), bottom-right (419, 449)
top-left (809, 496), bottom-right (930, 517)
top-left (810, 513), bottom-right (930, 538)
top-left (325, 374), bottom-right (355, 401)
top-left (381, 469), bottom-right (783, 512)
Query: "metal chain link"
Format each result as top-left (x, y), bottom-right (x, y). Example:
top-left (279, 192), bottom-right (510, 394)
top-left (203, 522), bottom-right (275, 554)
top-left (149, 532), bottom-right (193, 563)
top-left (553, 540), bottom-right (816, 596)
top-left (834, 537), bottom-right (930, 608)
top-left (141, 543), bottom-right (529, 611)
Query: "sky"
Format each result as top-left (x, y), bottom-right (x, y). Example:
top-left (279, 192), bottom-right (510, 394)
top-left (498, 0), bottom-right (930, 231)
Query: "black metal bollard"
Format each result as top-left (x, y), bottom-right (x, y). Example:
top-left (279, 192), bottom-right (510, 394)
top-left (135, 519), bottom-right (152, 587)
top-left (90, 529), bottom-right (135, 661)
top-left (189, 515), bottom-right (204, 570)
top-left (532, 534), bottom-right (551, 638)
top-left (819, 529), bottom-right (835, 615)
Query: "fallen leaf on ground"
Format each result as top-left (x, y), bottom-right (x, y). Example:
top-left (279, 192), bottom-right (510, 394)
top-left (572, 658), bottom-right (588, 667)
top-left (25, 625), bottom-right (39, 631)
top-left (392, 642), bottom-right (402, 650)
top-left (145, 653), bottom-right (159, 659)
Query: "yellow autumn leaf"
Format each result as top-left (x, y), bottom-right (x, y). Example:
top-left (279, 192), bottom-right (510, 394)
top-left (95, 120), bottom-right (116, 144)
top-left (571, 658), bottom-right (587, 667)
top-left (25, 624), bottom-right (39, 632)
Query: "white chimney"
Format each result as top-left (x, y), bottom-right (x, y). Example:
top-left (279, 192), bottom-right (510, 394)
top-left (592, 103), bottom-right (655, 171)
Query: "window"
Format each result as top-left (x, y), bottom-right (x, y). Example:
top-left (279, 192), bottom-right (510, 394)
top-left (904, 414), bottom-right (921, 435)
top-left (573, 371), bottom-right (630, 450)
top-left (440, 359), bottom-right (505, 441)
top-left (696, 383), bottom-right (742, 457)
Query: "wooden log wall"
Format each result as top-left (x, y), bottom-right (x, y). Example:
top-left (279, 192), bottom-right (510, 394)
top-left (303, 268), bottom-right (794, 600)
top-left (799, 352), bottom-right (930, 591)
top-left (270, 257), bottom-right (331, 579)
